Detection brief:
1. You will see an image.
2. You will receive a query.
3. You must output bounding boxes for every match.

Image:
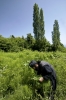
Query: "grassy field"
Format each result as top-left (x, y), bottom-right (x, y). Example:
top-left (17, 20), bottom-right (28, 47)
top-left (0, 50), bottom-right (66, 100)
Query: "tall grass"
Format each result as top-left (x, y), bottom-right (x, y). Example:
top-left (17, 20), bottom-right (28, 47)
top-left (0, 50), bottom-right (66, 100)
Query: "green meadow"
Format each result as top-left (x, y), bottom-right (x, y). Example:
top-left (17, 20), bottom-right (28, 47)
top-left (0, 50), bottom-right (66, 100)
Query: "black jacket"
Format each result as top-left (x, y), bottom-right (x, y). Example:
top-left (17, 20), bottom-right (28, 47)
top-left (36, 61), bottom-right (56, 90)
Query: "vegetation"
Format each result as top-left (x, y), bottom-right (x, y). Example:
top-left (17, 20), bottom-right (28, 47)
top-left (0, 30), bottom-right (66, 52)
top-left (33, 3), bottom-right (45, 40)
top-left (52, 20), bottom-right (60, 51)
top-left (0, 50), bottom-right (66, 100)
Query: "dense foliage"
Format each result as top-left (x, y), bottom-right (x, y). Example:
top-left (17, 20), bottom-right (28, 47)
top-left (0, 50), bottom-right (66, 100)
top-left (0, 34), bottom-right (66, 52)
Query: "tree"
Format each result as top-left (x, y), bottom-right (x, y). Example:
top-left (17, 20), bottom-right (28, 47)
top-left (26, 33), bottom-right (34, 49)
top-left (0, 37), bottom-right (12, 52)
top-left (26, 33), bottom-right (33, 44)
top-left (33, 3), bottom-right (47, 51)
top-left (10, 35), bottom-right (15, 38)
top-left (52, 20), bottom-right (60, 51)
top-left (33, 3), bottom-right (40, 40)
top-left (33, 4), bottom-right (45, 40)
top-left (40, 8), bottom-right (45, 39)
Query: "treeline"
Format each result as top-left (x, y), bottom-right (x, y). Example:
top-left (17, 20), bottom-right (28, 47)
top-left (0, 33), bottom-right (65, 52)
top-left (0, 3), bottom-right (66, 52)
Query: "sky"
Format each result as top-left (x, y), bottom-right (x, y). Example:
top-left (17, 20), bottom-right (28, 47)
top-left (0, 0), bottom-right (66, 45)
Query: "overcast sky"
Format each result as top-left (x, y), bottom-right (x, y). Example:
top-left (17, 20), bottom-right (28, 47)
top-left (0, 0), bottom-right (66, 45)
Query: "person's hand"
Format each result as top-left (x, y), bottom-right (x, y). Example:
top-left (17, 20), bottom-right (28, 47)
top-left (39, 77), bottom-right (44, 82)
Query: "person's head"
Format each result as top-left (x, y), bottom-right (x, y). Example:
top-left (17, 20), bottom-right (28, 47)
top-left (29, 60), bottom-right (39, 70)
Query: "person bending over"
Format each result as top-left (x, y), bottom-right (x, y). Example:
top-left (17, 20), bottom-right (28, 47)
top-left (29, 60), bottom-right (57, 100)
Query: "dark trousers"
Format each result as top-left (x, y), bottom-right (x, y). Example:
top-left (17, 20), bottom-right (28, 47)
top-left (49, 78), bottom-right (56, 100)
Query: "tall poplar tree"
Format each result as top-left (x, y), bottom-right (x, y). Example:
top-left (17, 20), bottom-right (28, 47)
top-left (52, 20), bottom-right (60, 50)
top-left (33, 3), bottom-right (46, 51)
top-left (33, 3), bottom-right (45, 40)
top-left (33, 3), bottom-right (40, 40)
top-left (40, 8), bottom-right (45, 39)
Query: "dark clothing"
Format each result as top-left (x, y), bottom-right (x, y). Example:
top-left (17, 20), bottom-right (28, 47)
top-left (36, 61), bottom-right (56, 91)
top-left (29, 60), bottom-right (57, 99)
